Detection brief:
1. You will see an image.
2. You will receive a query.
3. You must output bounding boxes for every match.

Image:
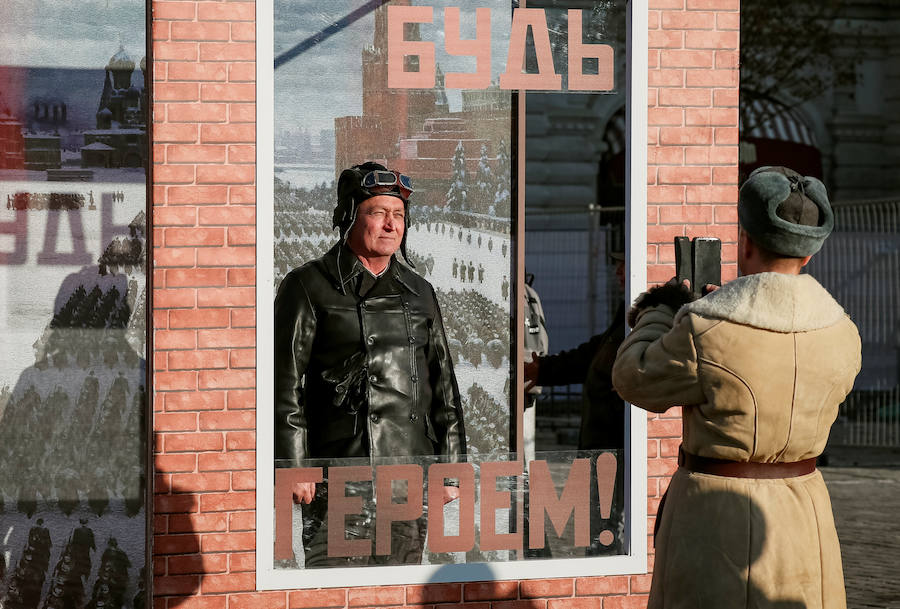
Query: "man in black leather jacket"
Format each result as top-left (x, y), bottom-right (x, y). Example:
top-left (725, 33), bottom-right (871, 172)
top-left (274, 162), bottom-right (466, 567)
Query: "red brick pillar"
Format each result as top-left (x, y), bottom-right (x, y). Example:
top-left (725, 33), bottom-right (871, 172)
top-left (645, 0), bottom-right (740, 568)
top-left (152, 0), bottom-right (259, 606)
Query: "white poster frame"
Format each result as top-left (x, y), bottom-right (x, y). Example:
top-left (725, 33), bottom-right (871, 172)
top-left (255, 0), bottom-right (648, 589)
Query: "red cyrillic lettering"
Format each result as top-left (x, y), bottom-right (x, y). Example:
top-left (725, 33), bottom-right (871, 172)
top-left (37, 208), bottom-right (91, 265)
top-left (327, 466), bottom-right (373, 558)
top-left (528, 459), bottom-right (590, 549)
top-left (374, 464), bottom-right (424, 556)
top-left (273, 467), bottom-right (323, 561)
top-left (0, 208), bottom-right (27, 264)
top-left (444, 7), bottom-right (492, 90)
top-left (427, 462), bottom-right (476, 553)
top-left (567, 9), bottom-right (614, 91)
top-left (499, 9), bottom-right (561, 91)
top-left (387, 5), bottom-right (435, 89)
top-left (479, 460), bottom-right (522, 552)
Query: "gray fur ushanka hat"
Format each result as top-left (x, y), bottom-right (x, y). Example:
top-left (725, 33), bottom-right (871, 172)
top-left (738, 166), bottom-right (834, 257)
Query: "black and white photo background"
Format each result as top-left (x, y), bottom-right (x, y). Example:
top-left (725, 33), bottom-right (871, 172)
top-left (273, 0), bottom-right (516, 457)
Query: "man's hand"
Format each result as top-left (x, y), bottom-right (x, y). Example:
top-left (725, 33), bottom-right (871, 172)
top-left (628, 278), bottom-right (698, 327)
top-left (293, 481), bottom-right (316, 504)
top-left (524, 351), bottom-right (540, 392)
top-left (442, 485), bottom-right (460, 504)
top-left (666, 276), bottom-right (691, 289)
top-left (669, 276), bottom-right (719, 295)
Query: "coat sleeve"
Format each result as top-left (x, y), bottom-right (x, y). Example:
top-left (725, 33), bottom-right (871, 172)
top-left (611, 305), bottom-right (705, 413)
top-left (273, 271), bottom-right (316, 467)
top-left (537, 333), bottom-right (606, 386)
top-left (426, 287), bottom-right (467, 460)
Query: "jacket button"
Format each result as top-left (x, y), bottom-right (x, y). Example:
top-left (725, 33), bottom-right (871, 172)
top-left (367, 336), bottom-right (375, 345)
top-left (409, 413), bottom-right (418, 422)
top-left (369, 374), bottom-right (377, 383)
top-left (410, 375), bottom-right (418, 383)
top-left (408, 336), bottom-right (416, 344)
top-left (369, 412), bottom-right (379, 422)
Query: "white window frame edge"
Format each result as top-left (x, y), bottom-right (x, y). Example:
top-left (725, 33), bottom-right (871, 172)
top-left (255, 0), bottom-right (649, 589)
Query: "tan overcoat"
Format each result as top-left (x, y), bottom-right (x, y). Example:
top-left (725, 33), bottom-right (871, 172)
top-left (612, 272), bottom-right (861, 609)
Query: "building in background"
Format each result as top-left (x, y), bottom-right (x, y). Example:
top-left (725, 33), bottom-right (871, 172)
top-left (739, 2), bottom-right (900, 200)
top-left (0, 105), bottom-right (25, 169)
top-left (334, 0), bottom-right (511, 206)
top-left (740, 1), bottom-right (900, 448)
top-left (81, 48), bottom-right (147, 169)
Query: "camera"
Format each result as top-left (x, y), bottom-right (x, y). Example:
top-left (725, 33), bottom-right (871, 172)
top-left (674, 236), bottom-right (721, 296)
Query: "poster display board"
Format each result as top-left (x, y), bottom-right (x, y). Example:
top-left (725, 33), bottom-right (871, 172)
top-left (257, 0), bottom-right (647, 588)
top-left (0, 1), bottom-right (149, 607)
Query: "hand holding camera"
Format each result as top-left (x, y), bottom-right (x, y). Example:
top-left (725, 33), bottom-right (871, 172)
top-left (674, 236), bottom-right (721, 296)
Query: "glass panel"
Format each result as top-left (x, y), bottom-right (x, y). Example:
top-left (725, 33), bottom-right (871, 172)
top-left (266, 0), bottom-right (634, 581)
top-left (273, 450), bottom-right (625, 568)
top-left (0, 1), bottom-right (148, 606)
top-left (522, 0), bottom-right (628, 463)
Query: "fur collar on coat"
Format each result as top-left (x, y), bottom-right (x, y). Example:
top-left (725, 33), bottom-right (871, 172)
top-left (675, 272), bottom-right (847, 333)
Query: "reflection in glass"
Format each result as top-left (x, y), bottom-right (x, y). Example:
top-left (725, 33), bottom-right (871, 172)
top-left (0, 1), bottom-right (148, 607)
top-left (273, 0), bottom-right (627, 568)
top-left (521, 0), bottom-right (627, 499)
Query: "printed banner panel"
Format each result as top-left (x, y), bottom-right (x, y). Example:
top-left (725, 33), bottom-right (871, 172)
top-left (265, 0), bottom-right (633, 583)
top-left (0, 1), bottom-right (148, 607)
top-left (273, 0), bottom-right (521, 463)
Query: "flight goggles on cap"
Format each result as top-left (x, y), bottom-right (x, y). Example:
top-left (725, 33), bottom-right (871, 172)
top-left (361, 169), bottom-right (413, 200)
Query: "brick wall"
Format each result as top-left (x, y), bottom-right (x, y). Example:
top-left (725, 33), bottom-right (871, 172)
top-left (151, 1), bottom-right (739, 608)
top-left (644, 0), bottom-right (740, 570)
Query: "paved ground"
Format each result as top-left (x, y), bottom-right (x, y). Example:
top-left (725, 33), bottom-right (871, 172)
top-left (822, 449), bottom-right (900, 608)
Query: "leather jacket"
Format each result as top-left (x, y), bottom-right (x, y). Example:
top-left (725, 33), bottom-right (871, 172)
top-left (274, 242), bottom-right (466, 466)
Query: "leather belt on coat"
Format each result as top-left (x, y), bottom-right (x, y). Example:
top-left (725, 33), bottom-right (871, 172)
top-left (654, 445), bottom-right (818, 545)
top-left (677, 446), bottom-right (817, 479)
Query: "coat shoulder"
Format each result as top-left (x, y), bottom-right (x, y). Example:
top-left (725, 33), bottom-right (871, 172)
top-left (679, 273), bottom-right (847, 333)
top-left (276, 258), bottom-right (332, 305)
top-left (393, 262), bottom-right (438, 296)
top-left (283, 256), bottom-right (329, 285)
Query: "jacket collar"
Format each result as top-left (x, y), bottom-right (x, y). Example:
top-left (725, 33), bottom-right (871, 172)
top-left (676, 272), bottom-right (847, 332)
top-left (389, 260), bottom-right (421, 296)
top-left (321, 242), bottom-right (365, 293)
top-left (321, 242), bottom-right (420, 296)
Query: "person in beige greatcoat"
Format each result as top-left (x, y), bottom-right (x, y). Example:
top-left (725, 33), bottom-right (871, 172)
top-left (612, 167), bottom-right (861, 609)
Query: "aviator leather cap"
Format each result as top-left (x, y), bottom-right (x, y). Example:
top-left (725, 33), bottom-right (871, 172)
top-left (333, 161), bottom-right (409, 234)
top-left (334, 161), bottom-right (386, 233)
top-left (738, 166), bottom-right (834, 257)
top-left (333, 161), bottom-right (414, 266)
